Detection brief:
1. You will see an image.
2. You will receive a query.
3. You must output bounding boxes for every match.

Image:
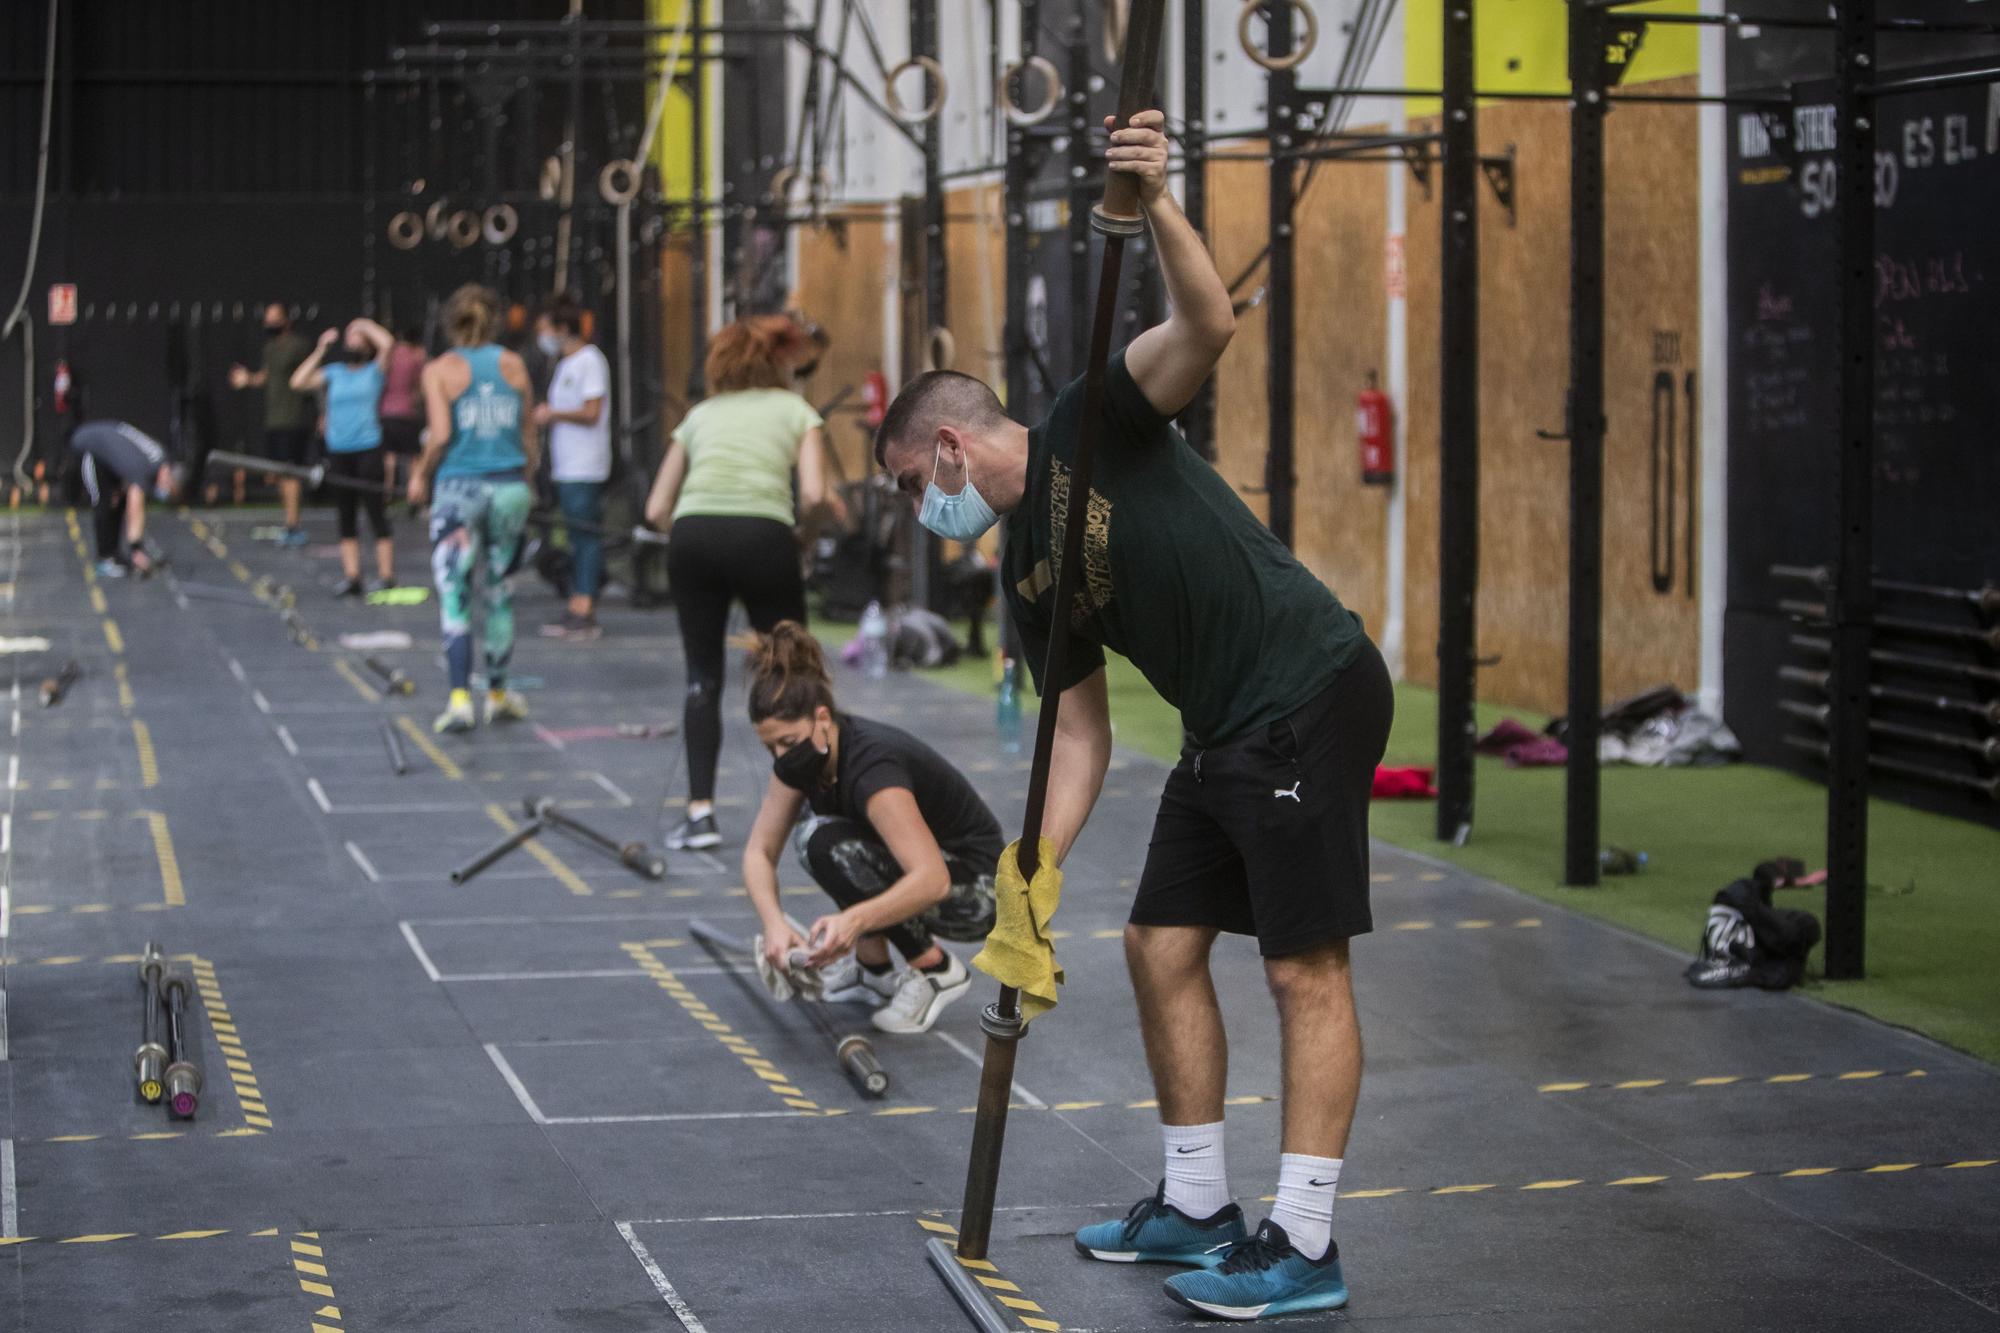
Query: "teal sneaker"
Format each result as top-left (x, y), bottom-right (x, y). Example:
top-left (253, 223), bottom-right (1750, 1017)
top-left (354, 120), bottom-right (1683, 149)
top-left (1074, 1182), bottom-right (1245, 1267)
top-left (1163, 1219), bottom-right (1347, 1321)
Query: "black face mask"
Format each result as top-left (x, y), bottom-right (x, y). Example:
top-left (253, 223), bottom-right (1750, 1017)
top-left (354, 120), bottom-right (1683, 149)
top-left (344, 343), bottom-right (372, 363)
top-left (772, 734), bottom-right (830, 792)
top-left (263, 325), bottom-right (286, 339)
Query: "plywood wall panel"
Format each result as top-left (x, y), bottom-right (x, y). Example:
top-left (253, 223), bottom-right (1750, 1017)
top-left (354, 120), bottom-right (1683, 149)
top-left (794, 210), bottom-right (892, 481)
top-left (1400, 80), bottom-right (1702, 716)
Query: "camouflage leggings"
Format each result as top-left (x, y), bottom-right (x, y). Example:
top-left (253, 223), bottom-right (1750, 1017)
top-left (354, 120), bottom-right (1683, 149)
top-left (428, 475), bottom-right (533, 691)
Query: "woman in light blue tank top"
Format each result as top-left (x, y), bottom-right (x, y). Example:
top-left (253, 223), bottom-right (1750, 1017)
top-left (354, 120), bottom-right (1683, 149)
top-left (290, 317), bottom-right (397, 594)
top-left (410, 284), bottom-right (540, 735)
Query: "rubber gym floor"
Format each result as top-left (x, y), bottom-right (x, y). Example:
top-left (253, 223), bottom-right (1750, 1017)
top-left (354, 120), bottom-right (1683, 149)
top-left (1, 506), bottom-right (1995, 1333)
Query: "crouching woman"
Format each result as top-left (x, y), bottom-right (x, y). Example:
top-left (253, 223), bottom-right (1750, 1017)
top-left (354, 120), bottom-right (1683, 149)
top-left (741, 621), bottom-right (999, 1034)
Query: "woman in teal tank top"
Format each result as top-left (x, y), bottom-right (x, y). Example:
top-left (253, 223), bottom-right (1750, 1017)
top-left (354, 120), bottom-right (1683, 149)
top-left (410, 284), bottom-right (540, 736)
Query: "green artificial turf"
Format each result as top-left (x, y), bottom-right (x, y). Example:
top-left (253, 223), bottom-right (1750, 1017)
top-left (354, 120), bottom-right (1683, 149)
top-left (918, 644), bottom-right (2000, 1065)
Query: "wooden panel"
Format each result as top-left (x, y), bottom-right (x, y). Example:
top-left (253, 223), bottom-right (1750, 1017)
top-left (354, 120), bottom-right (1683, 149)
top-left (1292, 153), bottom-right (1391, 637)
top-left (1207, 143), bottom-right (1271, 520)
top-left (943, 182), bottom-right (1007, 390)
top-left (1400, 79), bottom-right (1702, 715)
top-left (794, 209), bottom-right (891, 482)
top-left (1205, 140), bottom-right (1392, 633)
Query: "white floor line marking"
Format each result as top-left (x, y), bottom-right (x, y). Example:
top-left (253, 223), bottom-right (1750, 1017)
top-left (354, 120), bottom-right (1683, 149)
top-left (0, 988), bottom-right (8, 1058)
top-left (274, 725), bottom-right (299, 758)
top-left (250, 688), bottom-right (271, 714)
top-left (932, 1029), bottom-right (1048, 1109)
top-left (615, 1221), bottom-right (711, 1333)
top-left (407, 909), bottom-right (749, 927)
top-left (692, 850), bottom-right (728, 874)
top-left (587, 771), bottom-right (633, 806)
top-left (397, 921), bottom-right (443, 982)
top-left (533, 724), bottom-right (568, 751)
top-left (484, 1044), bottom-right (551, 1125)
top-left (0, 1139), bottom-right (15, 1237)
top-left (1, 813), bottom-right (9, 856)
top-left (1, 880), bottom-right (9, 945)
top-left (344, 841), bottom-right (380, 883)
top-left (627, 1202), bottom-right (1092, 1226)
top-left (6, 754), bottom-right (16, 789)
top-left (306, 777), bottom-right (332, 814)
top-left (557, 1110), bottom-right (818, 1126)
top-left (227, 657), bottom-right (247, 683)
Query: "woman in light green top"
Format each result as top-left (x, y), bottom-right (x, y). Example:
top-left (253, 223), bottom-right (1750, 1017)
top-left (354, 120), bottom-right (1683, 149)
top-left (646, 314), bottom-right (847, 852)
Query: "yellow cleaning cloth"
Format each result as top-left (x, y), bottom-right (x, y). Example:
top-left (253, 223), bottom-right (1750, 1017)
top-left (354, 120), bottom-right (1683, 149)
top-left (972, 837), bottom-right (1065, 1023)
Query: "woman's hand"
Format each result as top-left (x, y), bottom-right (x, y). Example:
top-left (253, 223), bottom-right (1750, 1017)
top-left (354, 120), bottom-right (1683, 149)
top-left (761, 919), bottom-right (809, 971)
top-left (406, 469), bottom-right (430, 508)
top-left (805, 909), bottom-right (865, 969)
top-left (531, 403), bottom-right (554, 428)
top-left (1105, 109), bottom-right (1170, 206)
top-left (317, 327), bottom-right (340, 351)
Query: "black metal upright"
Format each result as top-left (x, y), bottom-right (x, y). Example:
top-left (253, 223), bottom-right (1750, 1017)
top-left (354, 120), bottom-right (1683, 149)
top-left (1264, 0), bottom-right (1297, 549)
top-left (1435, 0), bottom-right (1479, 845)
top-left (1562, 0), bottom-right (1608, 884)
top-left (1180, 0), bottom-right (1214, 460)
top-left (1003, 0), bottom-right (1044, 416)
top-left (1066, 19), bottom-right (1094, 373)
top-left (912, 0), bottom-right (947, 611)
top-left (1823, 0), bottom-right (1877, 978)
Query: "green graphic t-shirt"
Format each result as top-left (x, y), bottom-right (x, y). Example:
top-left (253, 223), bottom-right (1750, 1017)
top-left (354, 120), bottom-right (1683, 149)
top-left (1000, 352), bottom-right (1366, 748)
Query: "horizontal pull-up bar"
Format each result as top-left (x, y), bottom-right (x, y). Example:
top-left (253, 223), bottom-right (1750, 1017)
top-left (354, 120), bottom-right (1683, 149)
top-left (1587, 2), bottom-right (2000, 35)
top-left (425, 19), bottom-right (811, 38)
top-left (1865, 66), bottom-right (2000, 98)
top-left (1292, 83), bottom-right (1790, 109)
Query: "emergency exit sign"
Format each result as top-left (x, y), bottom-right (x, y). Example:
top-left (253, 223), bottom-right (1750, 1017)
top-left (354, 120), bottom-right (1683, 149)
top-left (47, 284), bottom-right (76, 326)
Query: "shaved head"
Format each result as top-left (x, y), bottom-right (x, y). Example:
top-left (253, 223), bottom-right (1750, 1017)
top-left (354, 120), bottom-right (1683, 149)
top-left (875, 371), bottom-right (1007, 472)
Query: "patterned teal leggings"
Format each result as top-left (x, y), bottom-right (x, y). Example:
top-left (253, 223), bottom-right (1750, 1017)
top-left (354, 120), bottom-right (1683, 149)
top-left (428, 475), bottom-right (533, 691)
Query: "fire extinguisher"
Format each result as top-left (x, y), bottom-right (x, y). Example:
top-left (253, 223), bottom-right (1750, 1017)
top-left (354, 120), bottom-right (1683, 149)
top-left (1356, 369), bottom-right (1393, 486)
top-left (862, 370), bottom-right (889, 428)
top-left (53, 358), bottom-right (72, 416)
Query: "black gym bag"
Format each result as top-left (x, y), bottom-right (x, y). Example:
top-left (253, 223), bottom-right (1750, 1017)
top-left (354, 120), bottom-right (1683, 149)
top-left (1685, 873), bottom-right (1822, 991)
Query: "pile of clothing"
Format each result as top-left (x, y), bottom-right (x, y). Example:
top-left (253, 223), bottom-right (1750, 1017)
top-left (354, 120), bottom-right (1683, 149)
top-left (1481, 684), bottom-right (1744, 769)
top-left (1685, 859), bottom-right (1823, 991)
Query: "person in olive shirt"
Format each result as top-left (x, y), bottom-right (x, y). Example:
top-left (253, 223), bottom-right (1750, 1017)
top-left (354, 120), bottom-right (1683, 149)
top-left (228, 302), bottom-right (314, 545)
top-left (874, 110), bottom-right (1391, 1321)
top-left (741, 622), bottom-right (998, 1036)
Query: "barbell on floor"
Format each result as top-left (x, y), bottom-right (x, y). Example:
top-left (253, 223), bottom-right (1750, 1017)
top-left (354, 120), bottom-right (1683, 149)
top-left (523, 796), bottom-right (665, 881)
top-left (686, 917), bottom-right (891, 1100)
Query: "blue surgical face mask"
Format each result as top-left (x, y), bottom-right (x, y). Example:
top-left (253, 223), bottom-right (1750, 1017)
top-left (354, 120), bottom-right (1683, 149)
top-left (917, 440), bottom-right (999, 542)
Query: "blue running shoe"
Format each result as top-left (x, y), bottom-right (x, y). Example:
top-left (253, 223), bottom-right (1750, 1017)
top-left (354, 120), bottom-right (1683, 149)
top-left (1163, 1219), bottom-right (1347, 1321)
top-left (1074, 1181), bottom-right (1245, 1267)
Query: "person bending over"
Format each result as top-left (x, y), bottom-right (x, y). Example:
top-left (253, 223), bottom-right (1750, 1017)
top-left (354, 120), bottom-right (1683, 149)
top-left (69, 421), bottom-right (177, 578)
top-left (291, 318), bottom-right (397, 596)
top-left (228, 302), bottom-right (313, 543)
top-left (644, 314), bottom-right (846, 852)
top-left (409, 284), bottom-right (539, 735)
top-left (532, 295), bottom-right (612, 640)
top-left (874, 109), bottom-right (1393, 1321)
top-left (740, 622), bottom-right (996, 1035)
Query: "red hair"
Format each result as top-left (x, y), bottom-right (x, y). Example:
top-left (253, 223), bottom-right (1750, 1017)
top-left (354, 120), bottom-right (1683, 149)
top-left (705, 314), bottom-right (810, 393)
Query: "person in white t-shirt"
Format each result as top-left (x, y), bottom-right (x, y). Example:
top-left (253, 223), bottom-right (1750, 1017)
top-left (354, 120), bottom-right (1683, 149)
top-left (531, 296), bottom-right (612, 639)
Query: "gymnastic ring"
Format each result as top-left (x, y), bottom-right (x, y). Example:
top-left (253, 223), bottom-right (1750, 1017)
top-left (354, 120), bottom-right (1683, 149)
top-left (1238, 0), bottom-right (1319, 72)
top-left (386, 211), bottom-right (424, 250)
top-left (425, 199), bottom-right (451, 240)
top-left (924, 326), bottom-right (956, 372)
top-left (999, 56), bottom-right (1063, 127)
top-left (481, 203), bottom-right (519, 246)
top-left (599, 158), bottom-right (643, 206)
top-left (884, 56), bottom-right (947, 124)
top-left (446, 209), bottom-right (482, 249)
top-left (538, 155), bottom-right (563, 201)
top-left (767, 166), bottom-right (797, 206)
top-left (1102, 0), bottom-right (1130, 66)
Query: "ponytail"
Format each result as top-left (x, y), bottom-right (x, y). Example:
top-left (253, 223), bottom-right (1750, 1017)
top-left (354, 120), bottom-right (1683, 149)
top-left (745, 620), bottom-right (837, 722)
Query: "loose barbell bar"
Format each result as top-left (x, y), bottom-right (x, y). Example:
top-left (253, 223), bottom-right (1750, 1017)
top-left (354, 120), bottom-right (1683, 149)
top-left (686, 918), bottom-right (890, 1098)
top-left (523, 796), bottom-right (666, 881)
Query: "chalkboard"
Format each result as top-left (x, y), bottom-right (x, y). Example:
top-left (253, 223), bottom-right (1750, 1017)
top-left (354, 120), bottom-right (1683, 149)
top-left (1725, 60), bottom-right (2000, 827)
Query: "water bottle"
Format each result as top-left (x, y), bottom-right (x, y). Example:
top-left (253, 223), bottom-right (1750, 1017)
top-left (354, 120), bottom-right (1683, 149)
top-left (859, 601), bottom-right (889, 679)
top-left (996, 656), bottom-right (1022, 753)
top-left (1599, 846), bottom-right (1648, 876)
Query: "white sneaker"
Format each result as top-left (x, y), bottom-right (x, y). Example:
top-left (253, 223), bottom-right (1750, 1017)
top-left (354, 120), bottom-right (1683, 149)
top-left (821, 956), bottom-right (901, 1006)
top-left (484, 690), bottom-right (530, 724)
top-left (871, 952), bottom-right (970, 1034)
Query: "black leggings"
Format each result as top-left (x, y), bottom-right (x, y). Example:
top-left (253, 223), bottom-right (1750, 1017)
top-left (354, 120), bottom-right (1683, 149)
top-left (666, 514), bottom-right (807, 802)
top-left (328, 448), bottom-right (391, 541)
top-left (797, 816), bottom-right (997, 958)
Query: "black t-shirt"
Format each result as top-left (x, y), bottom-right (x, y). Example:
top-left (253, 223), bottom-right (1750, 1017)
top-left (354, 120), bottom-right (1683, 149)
top-left (1000, 351), bottom-right (1367, 748)
top-left (807, 713), bottom-right (1004, 871)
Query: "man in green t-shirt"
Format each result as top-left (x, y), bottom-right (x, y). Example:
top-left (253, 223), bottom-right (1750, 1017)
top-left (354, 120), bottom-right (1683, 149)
top-left (228, 302), bottom-right (314, 545)
top-left (875, 110), bottom-right (1391, 1323)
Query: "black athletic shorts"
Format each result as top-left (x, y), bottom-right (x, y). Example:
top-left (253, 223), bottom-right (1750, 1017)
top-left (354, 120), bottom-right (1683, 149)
top-left (1131, 638), bottom-right (1394, 956)
top-left (264, 426), bottom-right (314, 468)
top-left (380, 416), bottom-right (422, 456)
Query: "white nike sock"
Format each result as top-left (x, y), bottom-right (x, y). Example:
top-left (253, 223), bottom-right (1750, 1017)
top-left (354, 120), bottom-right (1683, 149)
top-left (1268, 1153), bottom-right (1341, 1260)
top-left (1161, 1121), bottom-right (1231, 1219)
